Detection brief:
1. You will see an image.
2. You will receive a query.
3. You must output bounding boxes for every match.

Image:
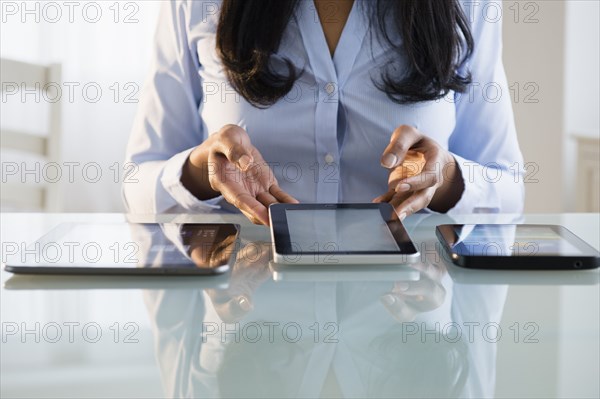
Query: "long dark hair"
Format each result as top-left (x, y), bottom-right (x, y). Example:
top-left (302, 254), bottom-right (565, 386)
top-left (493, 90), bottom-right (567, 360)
top-left (216, 0), bottom-right (474, 108)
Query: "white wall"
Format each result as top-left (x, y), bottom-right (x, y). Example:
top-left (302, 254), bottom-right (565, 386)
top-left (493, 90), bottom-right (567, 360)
top-left (502, 0), bottom-right (599, 213)
top-left (563, 0), bottom-right (600, 211)
top-left (502, 0), bottom-right (566, 213)
top-left (564, 1), bottom-right (600, 137)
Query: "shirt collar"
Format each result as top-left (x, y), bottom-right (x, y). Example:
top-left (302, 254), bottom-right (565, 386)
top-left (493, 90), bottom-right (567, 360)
top-left (295, 0), bottom-right (370, 89)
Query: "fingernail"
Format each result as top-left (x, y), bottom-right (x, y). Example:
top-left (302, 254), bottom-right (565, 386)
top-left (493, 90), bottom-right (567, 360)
top-left (381, 294), bottom-right (396, 306)
top-left (396, 183), bottom-right (410, 192)
top-left (237, 296), bottom-right (252, 311)
top-left (243, 244), bottom-right (259, 261)
top-left (396, 282), bottom-right (410, 291)
top-left (381, 154), bottom-right (398, 168)
top-left (399, 212), bottom-right (407, 221)
top-left (238, 155), bottom-right (252, 170)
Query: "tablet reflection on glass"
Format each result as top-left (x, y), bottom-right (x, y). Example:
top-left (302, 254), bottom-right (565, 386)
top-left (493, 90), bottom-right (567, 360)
top-left (129, 223), bottom-right (239, 270)
top-left (5, 223), bottom-right (239, 275)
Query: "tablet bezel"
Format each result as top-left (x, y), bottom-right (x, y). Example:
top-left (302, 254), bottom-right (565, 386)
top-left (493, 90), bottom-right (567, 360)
top-left (269, 203), bottom-right (420, 264)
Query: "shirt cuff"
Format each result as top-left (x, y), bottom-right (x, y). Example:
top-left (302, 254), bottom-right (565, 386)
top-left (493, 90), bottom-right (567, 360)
top-left (445, 153), bottom-right (501, 215)
top-left (159, 148), bottom-right (223, 212)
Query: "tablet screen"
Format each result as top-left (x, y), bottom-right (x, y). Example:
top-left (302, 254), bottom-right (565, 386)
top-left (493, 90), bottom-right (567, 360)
top-left (269, 203), bottom-right (419, 261)
top-left (285, 208), bottom-right (400, 252)
top-left (449, 224), bottom-right (597, 256)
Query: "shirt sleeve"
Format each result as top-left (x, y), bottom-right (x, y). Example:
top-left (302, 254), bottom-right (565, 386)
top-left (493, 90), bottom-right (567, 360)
top-left (448, 0), bottom-right (525, 215)
top-left (123, 0), bottom-right (222, 213)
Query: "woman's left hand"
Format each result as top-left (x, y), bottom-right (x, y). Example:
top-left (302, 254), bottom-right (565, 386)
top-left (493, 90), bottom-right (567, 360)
top-left (380, 261), bottom-right (447, 322)
top-left (373, 125), bottom-right (464, 219)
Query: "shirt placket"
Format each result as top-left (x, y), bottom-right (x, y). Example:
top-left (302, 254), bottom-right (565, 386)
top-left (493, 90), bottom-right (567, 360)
top-left (295, 0), bottom-right (341, 203)
top-left (315, 79), bottom-right (341, 202)
top-left (295, 0), bottom-right (370, 203)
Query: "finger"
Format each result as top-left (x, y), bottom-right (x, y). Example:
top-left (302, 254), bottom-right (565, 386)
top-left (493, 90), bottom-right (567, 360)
top-left (218, 295), bottom-right (254, 323)
top-left (239, 208), bottom-right (269, 226)
top-left (389, 191), bottom-right (412, 209)
top-left (401, 150), bottom-right (427, 177)
top-left (189, 247), bottom-right (211, 267)
top-left (379, 293), bottom-right (418, 322)
top-left (388, 193), bottom-right (415, 221)
top-left (213, 128), bottom-right (255, 171)
top-left (237, 242), bottom-right (261, 264)
top-left (388, 192), bottom-right (412, 221)
top-left (221, 186), bottom-right (269, 225)
top-left (392, 281), bottom-right (447, 312)
top-left (256, 191), bottom-right (279, 208)
top-left (206, 152), bottom-right (235, 193)
top-left (269, 184), bottom-right (299, 204)
top-left (394, 170), bottom-right (439, 194)
top-left (372, 190), bottom-right (394, 204)
top-left (391, 278), bottom-right (443, 298)
top-left (237, 242), bottom-right (271, 267)
top-left (238, 196), bottom-right (270, 225)
top-left (381, 125), bottom-right (422, 169)
top-left (243, 161), bottom-right (272, 184)
top-left (405, 261), bottom-right (438, 278)
top-left (394, 187), bottom-right (437, 218)
top-left (387, 150), bottom-right (427, 185)
top-left (208, 235), bottom-right (238, 266)
top-left (411, 261), bottom-right (446, 281)
top-left (394, 159), bottom-right (442, 193)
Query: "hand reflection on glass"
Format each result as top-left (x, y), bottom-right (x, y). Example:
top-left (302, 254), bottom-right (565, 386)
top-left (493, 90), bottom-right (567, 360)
top-left (205, 241), bottom-right (272, 323)
top-left (380, 261), bottom-right (447, 322)
top-left (180, 224), bottom-right (238, 268)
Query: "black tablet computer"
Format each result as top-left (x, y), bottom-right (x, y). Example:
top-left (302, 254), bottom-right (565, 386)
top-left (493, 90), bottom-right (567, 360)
top-left (436, 224), bottom-right (600, 269)
top-left (269, 203), bottom-right (420, 265)
top-left (3, 223), bottom-right (240, 275)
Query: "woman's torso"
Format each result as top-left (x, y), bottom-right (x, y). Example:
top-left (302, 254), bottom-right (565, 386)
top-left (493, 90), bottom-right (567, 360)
top-left (187, 0), bottom-right (457, 202)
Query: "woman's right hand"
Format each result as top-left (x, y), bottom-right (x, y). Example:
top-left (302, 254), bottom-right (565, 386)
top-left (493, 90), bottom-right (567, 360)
top-left (181, 124), bottom-right (298, 225)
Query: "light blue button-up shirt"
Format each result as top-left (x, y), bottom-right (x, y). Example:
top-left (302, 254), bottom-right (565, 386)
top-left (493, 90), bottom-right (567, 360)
top-left (124, 0), bottom-right (524, 215)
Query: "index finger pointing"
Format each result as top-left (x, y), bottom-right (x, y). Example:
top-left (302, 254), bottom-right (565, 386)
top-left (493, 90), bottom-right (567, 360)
top-left (269, 184), bottom-right (299, 204)
top-left (220, 185), bottom-right (269, 225)
top-left (381, 125), bottom-right (422, 169)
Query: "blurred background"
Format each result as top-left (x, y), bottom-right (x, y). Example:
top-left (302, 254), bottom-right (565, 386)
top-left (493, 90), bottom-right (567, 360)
top-left (1, 0), bottom-right (599, 213)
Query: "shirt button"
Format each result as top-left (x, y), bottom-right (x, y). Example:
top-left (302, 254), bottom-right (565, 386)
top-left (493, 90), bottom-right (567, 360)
top-left (324, 153), bottom-right (335, 164)
top-left (324, 82), bottom-right (335, 95)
